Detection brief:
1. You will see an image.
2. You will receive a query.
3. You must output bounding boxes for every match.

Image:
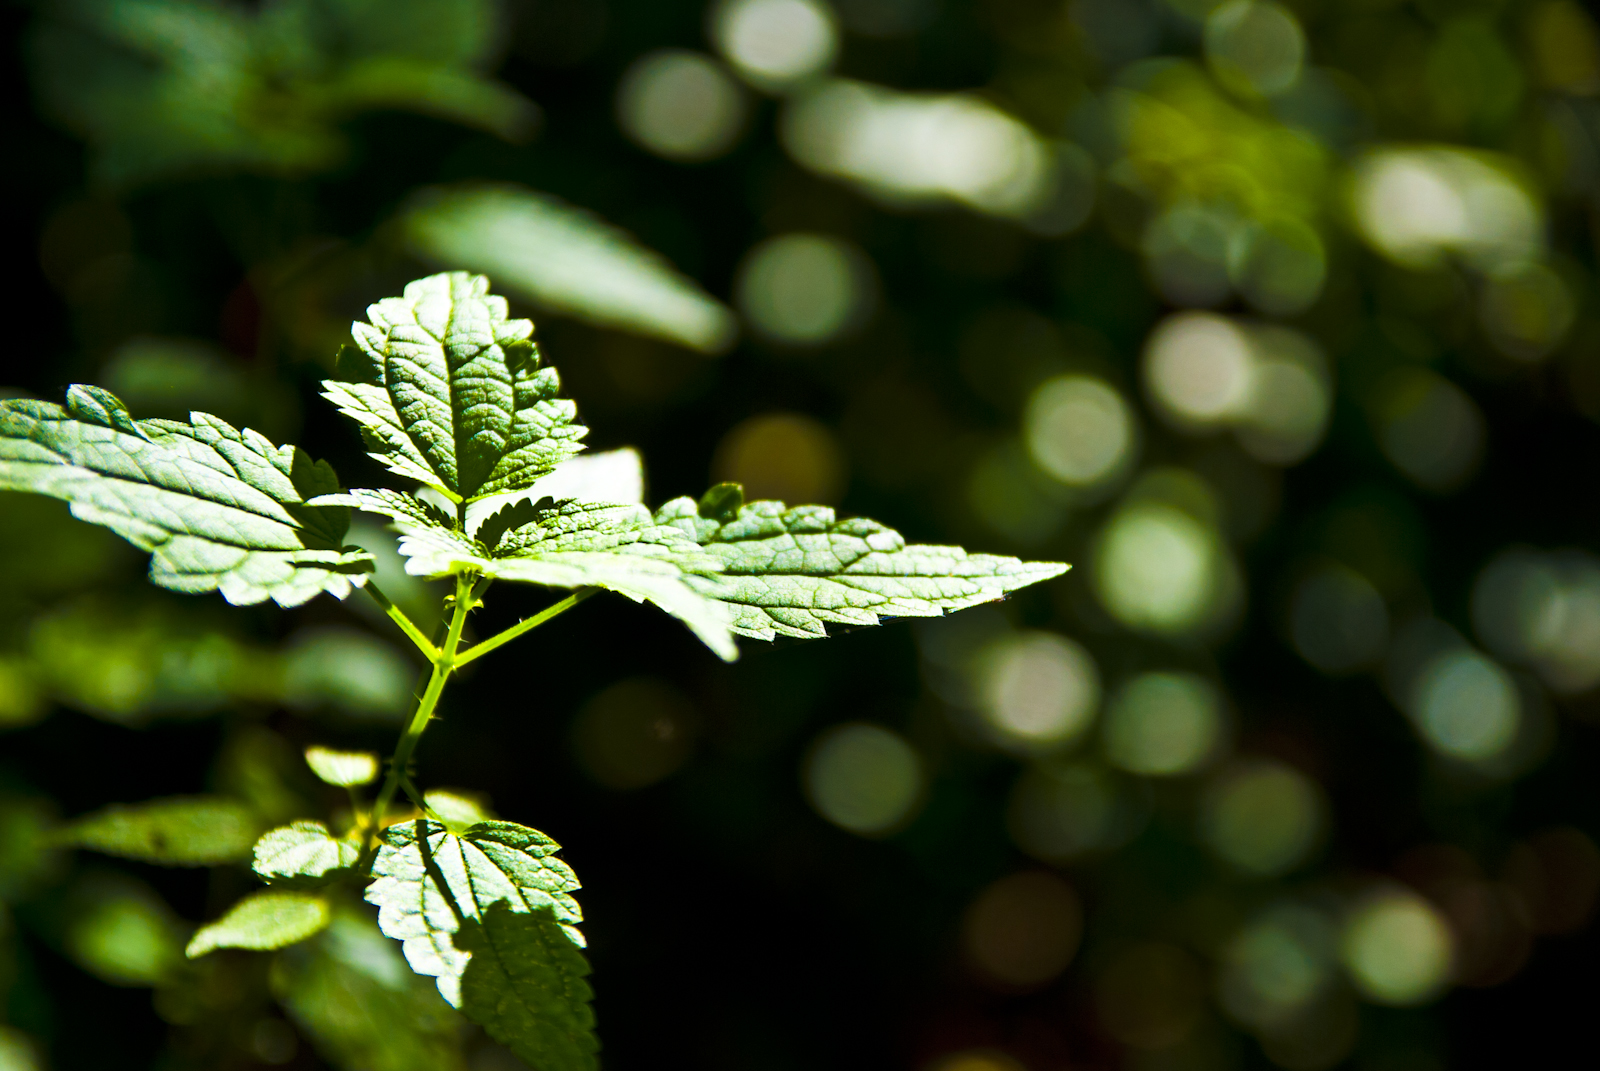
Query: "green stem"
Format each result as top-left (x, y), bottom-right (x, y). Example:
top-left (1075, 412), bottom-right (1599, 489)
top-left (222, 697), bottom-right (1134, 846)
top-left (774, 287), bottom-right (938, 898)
top-left (367, 574), bottom-right (474, 847)
top-left (453, 587), bottom-right (598, 668)
top-left (363, 582), bottom-right (439, 660)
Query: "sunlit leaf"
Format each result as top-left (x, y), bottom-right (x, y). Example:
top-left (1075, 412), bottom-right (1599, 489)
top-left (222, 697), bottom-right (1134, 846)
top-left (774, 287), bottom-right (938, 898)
top-left (423, 789), bottom-right (495, 830)
top-left (364, 819), bottom-right (587, 1008)
top-left (187, 889), bottom-right (331, 957)
top-left (322, 272), bottom-right (588, 500)
top-left (322, 490), bottom-right (739, 661)
top-left (655, 484), bottom-right (1070, 639)
top-left (304, 746), bottom-right (381, 788)
top-left (271, 903), bottom-right (466, 1071)
top-left (402, 184), bottom-right (737, 353)
top-left (0, 386), bottom-right (373, 608)
top-left (62, 796), bottom-right (262, 867)
top-left (253, 821), bottom-right (362, 886)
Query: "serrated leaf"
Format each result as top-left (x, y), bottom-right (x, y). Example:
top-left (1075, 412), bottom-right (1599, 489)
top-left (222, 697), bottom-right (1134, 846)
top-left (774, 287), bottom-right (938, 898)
top-left (304, 746), bottom-right (380, 788)
top-left (402, 183), bottom-right (736, 353)
top-left (322, 491), bottom-right (739, 661)
top-left (253, 821), bottom-right (362, 885)
top-left (0, 386), bottom-right (373, 608)
top-left (364, 819), bottom-right (586, 1009)
top-left (458, 902), bottom-right (598, 1071)
top-left (654, 487), bottom-right (1070, 640)
top-left (187, 889), bottom-right (330, 957)
top-left (322, 272), bottom-right (588, 501)
top-left (61, 796), bottom-right (262, 866)
top-left (271, 903), bottom-right (466, 1071)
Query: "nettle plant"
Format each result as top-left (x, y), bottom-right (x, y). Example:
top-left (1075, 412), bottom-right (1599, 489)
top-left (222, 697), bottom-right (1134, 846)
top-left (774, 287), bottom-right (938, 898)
top-left (0, 272), bottom-right (1065, 1068)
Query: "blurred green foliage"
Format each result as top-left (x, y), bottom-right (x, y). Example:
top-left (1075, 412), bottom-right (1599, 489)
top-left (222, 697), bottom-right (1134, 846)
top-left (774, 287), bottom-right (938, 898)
top-left (6, 0), bottom-right (1600, 1069)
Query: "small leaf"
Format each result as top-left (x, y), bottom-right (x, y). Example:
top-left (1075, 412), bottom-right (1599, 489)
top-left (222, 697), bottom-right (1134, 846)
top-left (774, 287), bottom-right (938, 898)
top-left (364, 819), bottom-right (585, 1008)
top-left (0, 387), bottom-right (373, 608)
top-left (186, 889), bottom-right (330, 957)
top-left (271, 903), bottom-right (466, 1071)
top-left (322, 272), bottom-right (588, 501)
top-left (655, 490), bottom-right (1071, 640)
top-left (402, 183), bottom-right (737, 353)
top-left (424, 789), bottom-right (495, 830)
top-left (304, 746), bottom-right (380, 788)
top-left (458, 902), bottom-right (598, 1071)
top-left (62, 796), bottom-right (262, 866)
top-left (253, 821), bottom-right (362, 885)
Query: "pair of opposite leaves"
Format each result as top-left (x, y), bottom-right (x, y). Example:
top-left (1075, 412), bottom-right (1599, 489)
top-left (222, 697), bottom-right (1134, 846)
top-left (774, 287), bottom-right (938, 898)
top-left (0, 271), bottom-right (1067, 662)
top-left (1, 271), bottom-right (1067, 1070)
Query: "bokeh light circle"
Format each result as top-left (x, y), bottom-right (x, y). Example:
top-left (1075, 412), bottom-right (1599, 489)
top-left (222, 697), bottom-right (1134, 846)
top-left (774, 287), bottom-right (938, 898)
top-left (1023, 375), bottom-right (1136, 488)
top-left (1340, 891), bottom-right (1454, 1006)
top-left (735, 233), bottom-right (874, 345)
top-left (1201, 760), bottom-right (1322, 876)
top-left (1290, 563), bottom-right (1389, 675)
top-left (1093, 503), bottom-right (1220, 634)
top-left (616, 50), bottom-right (746, 161)
top-left (1101, 671), bottom-right (1223, 776)
top-left (803, 722), bottom-right (924, 836)
top-left (1144, 312), bottom-right (1254, 426)
top-left (713, 0), bottom-right (838, 88)
top-left (1409, 649), bottom-right (1520, 763)
top-left (962, 872), bottom-right (1083, 989)
top-left (976, 631), bottom-right (1100, 752)
top-left (1204, 1), bottom-right (1307, 97)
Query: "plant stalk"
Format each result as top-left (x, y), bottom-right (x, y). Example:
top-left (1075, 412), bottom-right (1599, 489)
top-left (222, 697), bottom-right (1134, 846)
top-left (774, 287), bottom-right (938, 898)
top-left (453, 587), bottom-right (597, 667)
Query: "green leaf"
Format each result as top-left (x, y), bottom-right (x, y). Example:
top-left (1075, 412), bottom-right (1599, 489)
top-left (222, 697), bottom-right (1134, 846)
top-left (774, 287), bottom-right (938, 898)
top-left (61, 796), bottom-right (262, 866)
top-left (61, 872), bottom-right (187, 986)
top-left (28, 0), bottom-right (534, 189)
top-left (321, 272), bottom-right (588, 501)
top-left (423, 790), bottom-right (496, 830)
top-left (457, 902), bottom-right (598, 1071)
top-left (364, 820), bottom-right (587, 1007)
top-left (304, 746), bottom-right (380, 788)
top-left (186, 889), bottom-right (330, 957)
top-left (654, 486), bottom-right (1071, 639)
top-left (271, 903), bottom-right (466, 1071)
top-left (323, 490), bottom-right (739, 661)
top-left (401, 184), bottom-right (737, 353)
top-left (0, 386), bottom-right (373, 608)
top-left (253, 821), bottom-right (362, 885)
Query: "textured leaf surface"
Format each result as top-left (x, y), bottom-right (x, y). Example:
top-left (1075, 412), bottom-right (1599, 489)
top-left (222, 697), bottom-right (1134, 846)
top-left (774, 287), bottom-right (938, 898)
top-left (0, 386), bottom-right (373, 607)
top-left (655, 485), bottom-right (1070, 640)
top-left (63, 796), bottom-right (262, 866)
top-left (272, 904), bottom-right (465, 1071)
top-left (458, 903), bottom-right (598, 1071)
top-left (403, 183), bottom-right (736, 353)
top-left (187, 889), bottom-right (330, 957)
top-left (322, 273), bottom-right (587, 501)
top-left (321, 490), bottom-right (739, 660)
top-left (364, 820), bottom-right (586, 1006)
top-left (253, 821), bottom-right (362, 885)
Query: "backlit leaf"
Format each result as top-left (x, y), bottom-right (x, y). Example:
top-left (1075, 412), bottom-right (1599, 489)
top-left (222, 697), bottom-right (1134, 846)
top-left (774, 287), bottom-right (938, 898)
top-left (0, 386), bottom-right (373, 608)
top-left (253, 821), bottom-right (363, 886)
top-left (304, 746), bottom-right (380, 788)
top-left (321, 272), bottom-right (588, 501)
top-left (655, 484), bottom-right (1070, 640)
top-left (186, 889), bottom-right (330, 957)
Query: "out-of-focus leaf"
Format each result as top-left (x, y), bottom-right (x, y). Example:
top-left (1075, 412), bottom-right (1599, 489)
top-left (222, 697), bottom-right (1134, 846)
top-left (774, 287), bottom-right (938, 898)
top-left (0, 386), bottom-right (373, 608)
top-left (213, 727), bottom-right (317, 827)
top-left (401, 185), bottom-right (738, 353)
top-left (99, 337), bottom-right (250, 423)
top-left (0, 1025), bottom-right (43, 1071)
top-left (0, 492), bottom-right (128, 599)
top-left (457, 902), bottom-right (598, 1071)
top-left (423, 789), bottom-right (495, 830)
top-left (271, 903), bottom-right (466, 1071)
top-left (0, 660), bottom-right (46, 731)
top-left (280, 628), bottom-right (415, 719)
top-left (304, 746), bottom-right (380, 788)
top-left (27, 0), bottom-right (535, 188)
top-left (187, 889), bottom-right (330, 957)
top-left (0, 797), bottom-right (61, 902)
top-left (653, 484), bottom-right (1070, 640)
top-left (364, 819), bottom-right (586, 1005)
top-left (62, 873), bottom-right (186, 986)
top-left (321, 272), bottom-right (588, 500)
top-left (253, 821), bottom-right (362, 886)
top-left (62, 796), bottom-right (262, 866)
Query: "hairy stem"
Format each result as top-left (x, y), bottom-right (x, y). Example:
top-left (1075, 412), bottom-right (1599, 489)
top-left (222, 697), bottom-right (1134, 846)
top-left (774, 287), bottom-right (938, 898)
top-left (362, 581), bottom-right (439, 660)
top-left (453, 587), bottom-right (598, 667)
top-left (368, 573), bottom-right (475, 848)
